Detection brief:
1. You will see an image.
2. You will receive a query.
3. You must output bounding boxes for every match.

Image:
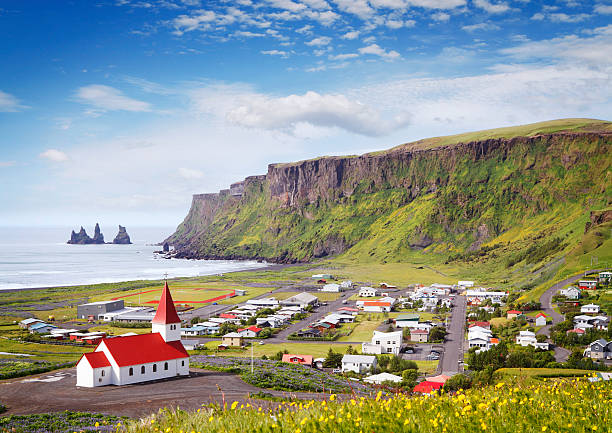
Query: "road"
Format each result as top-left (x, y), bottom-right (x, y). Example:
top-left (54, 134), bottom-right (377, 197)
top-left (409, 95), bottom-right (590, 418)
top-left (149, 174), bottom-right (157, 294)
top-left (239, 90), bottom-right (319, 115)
top-left (438, 295), bottom-right (467, 375)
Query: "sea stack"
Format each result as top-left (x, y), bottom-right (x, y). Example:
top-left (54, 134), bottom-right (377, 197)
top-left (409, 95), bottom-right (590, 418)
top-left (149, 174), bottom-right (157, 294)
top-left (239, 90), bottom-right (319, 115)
top-left (92, 223), bottom-right (105, 244)
top-left (112, 225), bottom-right (132, 244)
top-left (67, 224), bottom-right (105, 244)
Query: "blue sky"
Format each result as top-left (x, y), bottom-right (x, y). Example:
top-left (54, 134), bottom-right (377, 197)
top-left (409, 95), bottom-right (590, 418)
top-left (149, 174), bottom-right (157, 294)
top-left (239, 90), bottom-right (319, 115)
top-left (0, 0), bottom-right (611, 228)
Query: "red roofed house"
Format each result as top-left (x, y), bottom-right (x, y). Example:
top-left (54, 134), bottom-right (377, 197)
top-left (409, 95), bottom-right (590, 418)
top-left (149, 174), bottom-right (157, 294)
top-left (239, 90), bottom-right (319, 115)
top-left (237, 326), bottom-right (262, 338)
top-left (468, 321), bottom-right (491, 330)
top-left (282, 354), bottom-right (313, 367)
top-left (76, 282), bottom-right (189, 387)
top-left (413, 380), bottom-right (443, 394)
top-left (507, 310), bottom-right (523, 320)
top-left (535, 313), bottom-right (547, 327)
top-left (363, 301), bottom-right (392, 313)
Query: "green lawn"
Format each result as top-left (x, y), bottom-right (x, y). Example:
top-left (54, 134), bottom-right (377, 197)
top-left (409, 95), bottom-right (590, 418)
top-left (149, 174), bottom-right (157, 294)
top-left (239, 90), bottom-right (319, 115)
top-left (497, 368), bottom-right (594, 378)
top-left (0, 339), bottom-right (89, 363)
top-left (337, 318), bottom-right (384, 342)
top-left (88, 324), bottom-right (151, 336)
top-left (202, 341), bottom-right (361, 358)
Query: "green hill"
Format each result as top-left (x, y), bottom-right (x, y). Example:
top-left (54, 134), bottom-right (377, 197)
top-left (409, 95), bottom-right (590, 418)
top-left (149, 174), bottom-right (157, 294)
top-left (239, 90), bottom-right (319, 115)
top-left (167, 118), bottom-right (611, 287)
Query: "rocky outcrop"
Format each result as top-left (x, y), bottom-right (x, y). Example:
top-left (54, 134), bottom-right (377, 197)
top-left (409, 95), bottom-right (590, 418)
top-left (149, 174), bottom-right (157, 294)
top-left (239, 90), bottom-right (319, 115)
top-left (584, 209), bottom-right (612, 233)
top-left (67, 224), bottom-right (105, 244)
top-left (112, 225), bottom-right (132, 244)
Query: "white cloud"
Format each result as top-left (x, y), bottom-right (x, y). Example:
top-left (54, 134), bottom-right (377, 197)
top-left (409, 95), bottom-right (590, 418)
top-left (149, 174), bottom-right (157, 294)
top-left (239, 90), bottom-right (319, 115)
top-left (341, 30), bottom-right (360, 39)
top-left (178, 167), bottom-right (204, 179)
top-left (473, 0), bottom-right (511, 14)
top-left (431, 11), bottom-right (450, 21)
top-left (306, 36), bottom-right (332, 46)
top-left (359, 43), bottom-right (401, 59)
top-left (0, 161), bottom-right (16, 168)
top-left (462, 22), bottom-right (500, 31)
top-left (39, 149), bottom-right (69, 162)
top-left (0, 90), bottom-right (26, 112)
top-left (261, 49), bottom-right (289, 57)
top-left (595, 4), bottom-right (612, 14)
top-left (296, 24), bottom-right (313, 34)
top-left (531, 11), bottom-right (591, 22)
top-left (332, 0), bottom-right (375, 19)
top-left (386, 19), bottom-right (416, 28)
top-left (329, 53), bottom-right (360, 60)
top-left (266, 0), bottom-right (307, 12)
top-left (76, 85), bottom-right (151, 112)
top-left (405, 0), bottom-right (466, 9)
top-left (301, 0), bottom-right (331, 9)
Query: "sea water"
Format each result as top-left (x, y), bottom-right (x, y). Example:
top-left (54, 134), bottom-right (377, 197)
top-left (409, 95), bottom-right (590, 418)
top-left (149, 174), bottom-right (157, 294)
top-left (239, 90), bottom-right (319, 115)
top-left (0, 226), bottom-right (268, 290)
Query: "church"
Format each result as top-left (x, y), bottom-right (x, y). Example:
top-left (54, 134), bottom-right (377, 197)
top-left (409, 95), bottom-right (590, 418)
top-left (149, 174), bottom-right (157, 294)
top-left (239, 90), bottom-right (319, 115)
top-left (76, 282), bottom-right (189, 387)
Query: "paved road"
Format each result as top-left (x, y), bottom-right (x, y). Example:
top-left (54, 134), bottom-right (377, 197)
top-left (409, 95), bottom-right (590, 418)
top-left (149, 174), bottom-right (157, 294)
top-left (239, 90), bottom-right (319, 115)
top-left (439, 295), bottom-right (467, 375)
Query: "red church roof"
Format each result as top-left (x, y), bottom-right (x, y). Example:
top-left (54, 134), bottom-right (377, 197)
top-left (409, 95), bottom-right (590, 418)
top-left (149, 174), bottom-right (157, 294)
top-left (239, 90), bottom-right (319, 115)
top-left (152, 281), bottom-right (181, 325)
top-left (80, 351), bottom-right (111, 368)
top-left (99, 333), bottom-right (188, 367)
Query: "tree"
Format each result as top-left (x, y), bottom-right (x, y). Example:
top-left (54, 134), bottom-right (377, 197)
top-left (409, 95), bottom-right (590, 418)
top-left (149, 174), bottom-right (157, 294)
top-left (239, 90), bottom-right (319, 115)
top-left (536, 334), bottom-right (548, 343)
top-left (429, 326), bottom-right (447, 342)
top-left (190, 317), bottom-right (201, 325)
top-left (259, 328), bottom-right (272, 338)
top-left (346, 345), bottom-right (355, 354)
top-left (401, 369), bottom-right (418, 389)
top-left (323, 348), bottom-right (342, 368)
top-left (443, 374), bottom-right (472, 392)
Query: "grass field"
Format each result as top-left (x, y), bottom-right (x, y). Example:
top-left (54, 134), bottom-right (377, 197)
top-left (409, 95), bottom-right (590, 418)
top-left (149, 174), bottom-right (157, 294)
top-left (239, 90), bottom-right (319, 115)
top-left (0, 339), bottom-right (89, 363)
top-left (497, 368), bottom-right (594, 378)
top-left (88, 324), bottom-right (151, 336)
top-left (201, 341), bottom-right (362, 358)
top-left (337, 318), bottom-right (385, 342)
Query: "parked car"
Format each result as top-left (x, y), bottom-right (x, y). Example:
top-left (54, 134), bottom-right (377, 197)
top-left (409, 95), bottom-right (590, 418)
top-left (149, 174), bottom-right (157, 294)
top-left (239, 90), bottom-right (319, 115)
top-left (332, 368), bottom-right (342, 373)
top-left (342, 300), bottom-right (348, 304)
top-left (404, 347), bottom-right (415, 354)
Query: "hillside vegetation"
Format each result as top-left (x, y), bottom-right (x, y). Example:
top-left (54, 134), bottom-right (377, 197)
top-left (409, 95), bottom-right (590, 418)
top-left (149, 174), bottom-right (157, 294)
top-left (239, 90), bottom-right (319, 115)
top-left (167, 119), bottom-right (611, 287)
top-left (124, 378), bottom-right (611, 433)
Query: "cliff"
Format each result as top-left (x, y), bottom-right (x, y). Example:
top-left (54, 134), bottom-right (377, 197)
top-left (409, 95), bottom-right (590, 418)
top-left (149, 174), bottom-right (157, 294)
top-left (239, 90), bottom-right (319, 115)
top-left (166, 119), bottom-right (612, 266)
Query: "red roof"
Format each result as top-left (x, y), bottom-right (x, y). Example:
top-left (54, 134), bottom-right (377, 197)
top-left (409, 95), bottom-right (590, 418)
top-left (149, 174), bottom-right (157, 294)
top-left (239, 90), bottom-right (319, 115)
top-left (413, 381), bottom-right (443, 394)
top-left (338, 307), bottom-right (359, 312)
top-left (363, 301), bottom-right (391, 307)
top-left (411, 329), bottom-right (429, 334)
top-left (220, 313), bottom-right (237, 319)
top-left (80, 351), bottom-right (111, 368)
top-left (536, 313), bottom-right (547, 318)
top-left (238, 326), bottom-right (262, 333)
top-left (100, 333), bottom-right (188, 366)
top-left (152, 282), bottom-right (181, 325)
top-left (490, 338), bottom-right (500, 344)
top-left (468, 321), bottom-right (490, 329)
top-left (282, 354), bottom-right (313, 365)
top-left (507, 310), bottom-right (522, 314)
top-left (567, 328), bottom-right (585, 334)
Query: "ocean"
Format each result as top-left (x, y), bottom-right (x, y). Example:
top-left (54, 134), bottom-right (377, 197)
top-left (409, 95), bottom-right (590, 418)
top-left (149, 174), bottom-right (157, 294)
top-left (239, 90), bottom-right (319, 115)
top-left (0, 226), bottom-right (268, 290)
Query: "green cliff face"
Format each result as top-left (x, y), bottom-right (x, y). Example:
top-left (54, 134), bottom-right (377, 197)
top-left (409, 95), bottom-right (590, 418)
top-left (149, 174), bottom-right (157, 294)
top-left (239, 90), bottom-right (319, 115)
top-left (166, 119), bottom-right (612, 276)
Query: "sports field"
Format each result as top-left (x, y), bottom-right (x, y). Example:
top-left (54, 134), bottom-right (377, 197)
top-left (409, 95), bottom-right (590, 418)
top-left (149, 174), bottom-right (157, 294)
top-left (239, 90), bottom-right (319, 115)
top-left (104, 286), bottom-right (237, 307)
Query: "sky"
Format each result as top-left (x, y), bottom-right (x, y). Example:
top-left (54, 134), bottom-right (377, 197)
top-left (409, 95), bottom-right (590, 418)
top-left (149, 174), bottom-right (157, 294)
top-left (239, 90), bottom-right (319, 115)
top-left (0, 0), bottom-right (611, 228)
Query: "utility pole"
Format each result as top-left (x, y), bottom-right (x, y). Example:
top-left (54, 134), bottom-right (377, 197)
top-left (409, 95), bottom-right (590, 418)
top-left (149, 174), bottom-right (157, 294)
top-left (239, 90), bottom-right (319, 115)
top-left (251, 342), bottom-right (254, 373)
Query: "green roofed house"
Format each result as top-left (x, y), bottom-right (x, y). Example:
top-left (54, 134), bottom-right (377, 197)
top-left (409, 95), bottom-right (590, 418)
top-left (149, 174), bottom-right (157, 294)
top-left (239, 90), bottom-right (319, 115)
top-left (394, 313), bottom-right (420, 328)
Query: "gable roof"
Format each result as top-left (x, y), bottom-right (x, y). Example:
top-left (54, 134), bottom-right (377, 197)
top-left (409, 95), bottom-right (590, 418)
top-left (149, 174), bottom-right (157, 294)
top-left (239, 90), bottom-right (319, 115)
top-left (342, 354), bottom-right (376, 364)
top-left (413, 381), bottom-right (443, 393)
top-left (535, 313), bottom-right (547, 318)
top-left (100, 333), bottom-right (188, 366)
top-left (80, 351), bottom-right (111, 368)
top-left (151, 282), bottom-right (181, 325)
top-left (507, 310), bottom-right (522, 314)
top-left (282, 354), bottom-right (313, 365)
top-left (238, 326), bottom-right (262, 333)
top-left (363, 301), bottom-right (391, 307)
top-left (21, 318), bottom-right (43, 325)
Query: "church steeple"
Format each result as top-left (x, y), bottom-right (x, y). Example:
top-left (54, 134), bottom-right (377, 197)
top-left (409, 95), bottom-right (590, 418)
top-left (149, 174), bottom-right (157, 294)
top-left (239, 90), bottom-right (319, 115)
top-left (152, 281), bottom-right (181, 342)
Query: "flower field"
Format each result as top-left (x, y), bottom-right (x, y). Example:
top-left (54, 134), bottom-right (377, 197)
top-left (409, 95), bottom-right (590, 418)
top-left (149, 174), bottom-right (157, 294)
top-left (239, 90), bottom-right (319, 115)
top-left (0, 411), bottom-right (125, 433)
top-left (191, 355), bottom-right (373, 394)
top-left (123, 378), bottom-right (611, 433)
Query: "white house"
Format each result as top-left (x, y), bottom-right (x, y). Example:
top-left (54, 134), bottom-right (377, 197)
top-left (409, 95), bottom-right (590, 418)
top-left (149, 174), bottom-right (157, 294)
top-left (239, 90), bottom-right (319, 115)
top-left (76, 282), bottom-right (189, 388)
top-left (465, 290), bottom-right (506, 304)
top-left (578, 280), bottom-right (597, 290)
top-left (359, 287), bottom-right (379, 297)
top-left (281, 292), bottom-right (318, 308)
top-left (246, 298), bottom-right (280, 308)
top-left (362, 301), bottom-right (392, 313)
top-left (236, 326), bottom-right (262, 338)
top-left (458, 281), bottom-right (475, 288)
top-left (340, 281), bottom-right (353, 289)
top-left (321, 283), bottom-right (341, 292)
top-left (341, 354), bottom-right (377, 374)
top-left (516, 330), bottom-right (537, 347)
top-left (599, 272), bottom-right (612, 283)
top-left (364, 372), bottom-right (402, 384)
top-left (560, 286), bottom-right (581, 299)
top-left (535, 313), bottom-right (547, 327)
top-left (362, 330), bottom-right (402, 355)
top-left (28, 322), bottom-right (57, 334)
top-left (581, 304), bottom-right (600, 314)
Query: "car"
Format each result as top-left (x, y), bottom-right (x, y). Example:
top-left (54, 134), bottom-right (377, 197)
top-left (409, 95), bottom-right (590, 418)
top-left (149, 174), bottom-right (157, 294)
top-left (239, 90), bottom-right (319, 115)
top-left (403, 347), bottom-right (415, 354)
top-left (258, 341), bottom-right (265, 345)
top-left (332, 368), bottom-right (342, 373)
top-left (426, 353), bottom-right (440, 360)
top-left (342, 300), bottom-right (348, 304)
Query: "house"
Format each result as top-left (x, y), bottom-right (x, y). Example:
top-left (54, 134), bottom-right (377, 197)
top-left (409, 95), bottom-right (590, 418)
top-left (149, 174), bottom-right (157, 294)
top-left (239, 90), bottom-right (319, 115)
top-left (535, 313), bottom-right (547, 327)
top-left (29, 322), bottom-right (57, 334)
top-left (394, 313), bottom-right (420, 328)
top-left (256, 315), bottom-right (287, 328)
top-left (341, 354), bottom-right (377, 374)
top-left (364, 372), bottom-right (402, 384)
top-left (583, 339), bottom-right (611, 360)
top-left (379, 282), bottom-right (397, 289)
top-left (468, 321), bottom-right (491, 330)
top-left (296, 328), bottom-right (321, 338)
top-left (281, 292), bottom-right (318, 308)
top-left (313, 358), bottom-right (325, 369)
top-left (566, 328), bottom-right (586, 336)
top-left (458, 281), bottom-right (475, 288)
top-left (581, 304), bottom-right (600, 314)
top-left (410, 329), bottom-right (429, 343)
top-left (362, 330), bottom-right (403, 355)
top-left (236, 326), bottom-right (262, 338)
top-left (246, 298), bottom-right (280, 308)
top-left (282, 354), bottom-right (313, 367)
top-left (359, 287), bottom-right (379, 297)
top-left (507, 310), bottom-right (523, 320)
top-left (221, 332), bottom-right (244, 347)
top-left (578, 280), bottom-right (598, 290)
top-left (77, 300), bottom-right (125, 320)
top-left (560, 286), bottom-right (581, 300)
top-left (321, 283), bottom-right (341, 292)
top-left (465, 290), bottom-right (506, 304)
top-left (19, 318), bottom-right (43, 329)
top-left (598, 271), bottom-right (612, 283)
top-left (311, 274), bottom-right (333, 280)
top-left (362, 301), bottom-right (392, 313)
top-left (516, 330), bottom-right (537, 347)
top-left (592, 316), bottom-right (610, 331)
top-left (340, 281), bottom-right (353, 289)
top-left (76, 282), bottom-right (189, 387)
top-left (181, 339), bottom-right (203, 350)
top-left (413, 380), bottom-right (443, 394)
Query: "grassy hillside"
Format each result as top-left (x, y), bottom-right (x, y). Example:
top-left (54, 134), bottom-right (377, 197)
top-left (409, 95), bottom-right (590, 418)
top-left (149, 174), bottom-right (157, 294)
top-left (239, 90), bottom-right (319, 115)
top-left (169, 119), bottom-right (611, 289)
top-left (123, 378), bottom-right (611, 433)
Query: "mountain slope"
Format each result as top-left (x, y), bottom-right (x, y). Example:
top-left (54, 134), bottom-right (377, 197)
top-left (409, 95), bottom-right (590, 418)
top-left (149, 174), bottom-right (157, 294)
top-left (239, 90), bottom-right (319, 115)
top-left (166, 119), bottom-right (611, 283)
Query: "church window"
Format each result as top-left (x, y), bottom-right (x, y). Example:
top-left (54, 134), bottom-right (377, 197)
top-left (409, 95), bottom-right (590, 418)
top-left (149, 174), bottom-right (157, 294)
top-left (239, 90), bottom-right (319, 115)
top-left (129, 367), bottom-right (133, 376)
top-left (164, 362), bottom-right (168, 370)
top-left (141, 365), bottom-right (145, 374)
top-left (181, 360), bottom-right (185, 366)
top-left (101, 370), bottom-right (105, 377)
top-left (153, 364), bottom-right (157, 372)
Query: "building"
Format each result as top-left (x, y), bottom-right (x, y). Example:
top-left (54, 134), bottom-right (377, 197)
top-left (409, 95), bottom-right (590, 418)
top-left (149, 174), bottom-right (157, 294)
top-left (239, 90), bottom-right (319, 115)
top-left (578, 280), bottom-right (598, 290)
top-left (19, 318), bottom-right (43, 329)
top-left (535, 313), bottom-right (547, 327)
top-left (281, 292), bottom-right (318, 308)
top-left (458, 281), bottom-right (475, 288)
top-left (364, 372), bottom-right (402, 384)
top-left (581, 304), bottom-right (600, 314)
top-left (76, 282), bottom-right (189, 387)
top-left (359, 287), bottom-right (379, 297)
top-left (516, 330), bottom-right (537, 347)
top-left (394, 313), bottom-right (420, 328)
top-left (246, 298), bottom-right (280, 308)
top-left (507, 310), bottom-right (523, 320)
top-left (560, 286), bottom-right (581, 300)
top-left (29, 322), bottom-right (57, 334)
top-left (410, 329), bottom-right (429, 343)
top-left (221, 332), bottom-right (243, 347)
top-left (379, 282), bottom-right (397, 289)
top-left (321, 283), bottom-right (341, 292)
top-left (236, 326), bottom-right (262, 338)
top-left (311, 274), bottom-right (333, 280)
top-left (341, 354), bottom-right (377, 374)
top-left (77, 300), bottom-right (125, 320)
top-left (465, 290), bottom-right (506, 304)
top-left (362, 301), bottom-right (392, 313)
top-left (583, 339), bottom-right (611, 360)
top-left (362, 330), bottom-right (403, 355)
top-left (281, 354), bottom-right (313, 367)
top-left (340, 281), bottom-right (353, 289)
top-left (598, 272), bottom-right (612, 283)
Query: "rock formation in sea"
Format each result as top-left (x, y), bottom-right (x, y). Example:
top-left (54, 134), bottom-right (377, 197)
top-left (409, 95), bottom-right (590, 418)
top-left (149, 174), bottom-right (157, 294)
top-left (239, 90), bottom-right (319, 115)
top-left (112, 225), bottom-right (132, 244)
top-left (67, 224), bottom-right (105, 244)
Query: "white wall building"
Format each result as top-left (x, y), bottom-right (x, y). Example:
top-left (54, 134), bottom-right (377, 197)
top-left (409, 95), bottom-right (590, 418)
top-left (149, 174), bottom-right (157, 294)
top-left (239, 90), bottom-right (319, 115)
top-left (362, 330), bottom-right (402, 355)
top-left (359, 287), bottom-right (379, 297)
top-left (76, 282), bottom-right (189, 388)
top-left (341, 354), bottom-right (377, 374)
top-left (581, 304), bottom-right (600, 314)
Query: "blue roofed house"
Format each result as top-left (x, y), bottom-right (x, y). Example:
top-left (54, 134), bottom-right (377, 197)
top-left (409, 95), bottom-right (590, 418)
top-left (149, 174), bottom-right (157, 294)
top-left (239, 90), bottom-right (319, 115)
top-left (29, 322), bottom-right (57, 334)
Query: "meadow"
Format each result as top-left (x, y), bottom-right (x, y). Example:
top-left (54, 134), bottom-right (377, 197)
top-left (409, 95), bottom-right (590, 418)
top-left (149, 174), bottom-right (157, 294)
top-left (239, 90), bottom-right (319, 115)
top-left (122, 377), bottom-right (612, 433)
